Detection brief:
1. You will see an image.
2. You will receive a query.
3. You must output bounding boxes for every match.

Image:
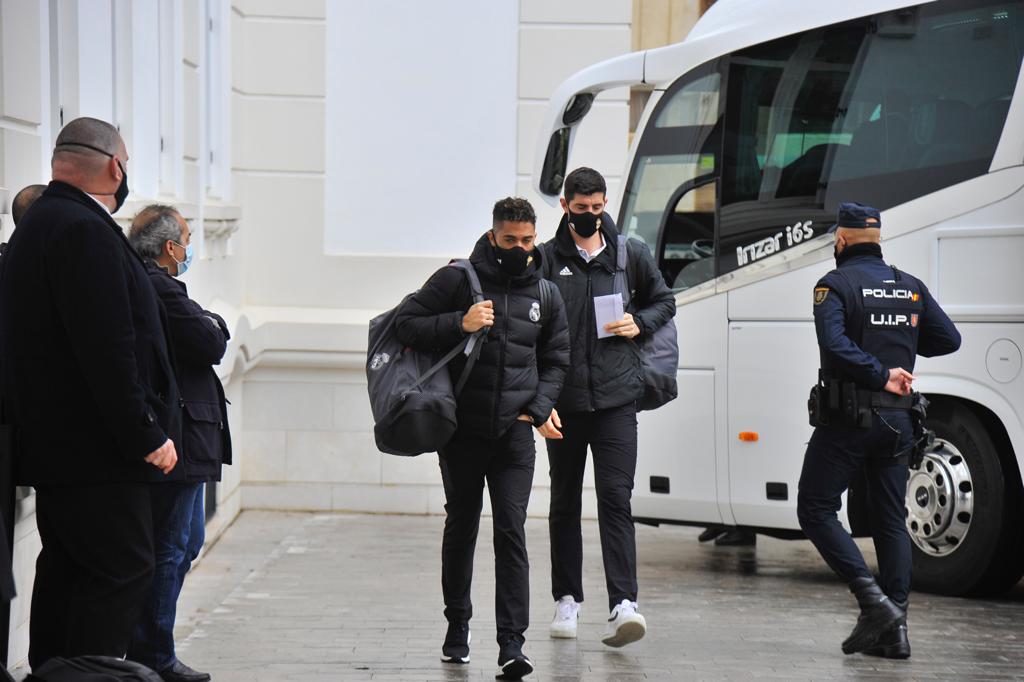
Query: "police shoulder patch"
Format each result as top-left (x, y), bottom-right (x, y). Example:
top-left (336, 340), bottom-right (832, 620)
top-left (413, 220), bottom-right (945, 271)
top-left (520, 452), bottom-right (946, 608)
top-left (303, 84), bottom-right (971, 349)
top-left (814, 287), bottom-right (830, 305)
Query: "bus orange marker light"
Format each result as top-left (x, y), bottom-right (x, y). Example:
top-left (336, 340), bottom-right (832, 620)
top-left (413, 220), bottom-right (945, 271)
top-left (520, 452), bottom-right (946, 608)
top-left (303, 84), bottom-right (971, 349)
top-left (738, 432), bottom-right (759, 442)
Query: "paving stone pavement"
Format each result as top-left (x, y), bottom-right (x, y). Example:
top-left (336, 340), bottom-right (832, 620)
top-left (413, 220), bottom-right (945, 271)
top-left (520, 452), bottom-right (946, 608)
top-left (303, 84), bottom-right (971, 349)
top-left (171, 511), bottom-right (1024, 681)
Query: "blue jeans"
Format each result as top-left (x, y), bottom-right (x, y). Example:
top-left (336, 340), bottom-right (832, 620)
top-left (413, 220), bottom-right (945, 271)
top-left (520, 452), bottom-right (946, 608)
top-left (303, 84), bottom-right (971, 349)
top-left (128, 483), bottom-right (205, 671)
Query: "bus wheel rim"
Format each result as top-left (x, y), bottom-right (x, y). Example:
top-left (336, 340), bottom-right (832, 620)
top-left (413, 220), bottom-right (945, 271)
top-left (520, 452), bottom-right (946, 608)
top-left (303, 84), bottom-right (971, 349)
top-left (905, 439), bottom-right (974, 557)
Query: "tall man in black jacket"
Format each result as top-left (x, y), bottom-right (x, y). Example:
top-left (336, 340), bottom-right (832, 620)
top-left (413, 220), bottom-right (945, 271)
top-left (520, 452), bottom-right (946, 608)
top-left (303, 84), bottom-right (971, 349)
top-left (0, 117), bottom-right (180, 668)
top-left (395, 197), bottom-right (570, 681)
top-left (127, 205), bottom-right (232, 682)
top-left (540, 167), bottom-right (676, 648)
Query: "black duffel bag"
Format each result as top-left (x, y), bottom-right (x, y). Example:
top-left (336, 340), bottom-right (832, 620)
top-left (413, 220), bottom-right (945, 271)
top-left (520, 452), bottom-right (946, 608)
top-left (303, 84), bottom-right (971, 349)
top-left (366, 260), bottom-right (484, 456)
top-left (27, 656), bottom-right (162, 681)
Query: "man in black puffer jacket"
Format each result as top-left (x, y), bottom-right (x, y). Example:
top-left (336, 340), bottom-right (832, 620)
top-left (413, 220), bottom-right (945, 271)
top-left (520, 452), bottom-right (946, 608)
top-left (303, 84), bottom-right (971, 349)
top-left (539, 168), bottom-right (676, 649)
top-left (395, 197), bottom-right (569, 681)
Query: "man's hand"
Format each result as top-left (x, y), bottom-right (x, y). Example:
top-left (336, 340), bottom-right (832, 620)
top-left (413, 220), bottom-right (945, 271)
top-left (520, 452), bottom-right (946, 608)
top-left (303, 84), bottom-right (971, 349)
top-left (536, 408), bottom-right (563, 440)
top-left (144, 438), bottom-right (178, 475)
top-left (884, 367), bottom-right (914, 396)
top-left (462, 300), bottom-right (495, 333)
top-left (604, 312), bottom-right (640, 339)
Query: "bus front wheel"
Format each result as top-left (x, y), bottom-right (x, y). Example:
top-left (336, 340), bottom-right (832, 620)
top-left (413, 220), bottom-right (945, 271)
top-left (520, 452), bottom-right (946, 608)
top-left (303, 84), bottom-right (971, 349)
top-left (908, 401), bottom-right (1024, 596)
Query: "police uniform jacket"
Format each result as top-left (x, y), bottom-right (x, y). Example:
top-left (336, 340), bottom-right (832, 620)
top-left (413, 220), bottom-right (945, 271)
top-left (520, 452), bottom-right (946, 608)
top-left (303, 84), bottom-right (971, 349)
top-left (394, 234), bottom-right (570, 439)
top-left (813, 242), bottom-right (961, 392)
top-left (145, 264), bottom-right (232, 482)
top-left (539, 213), bottom-right (676, 414)
top-left (0, 181), bottom-right (182, 485)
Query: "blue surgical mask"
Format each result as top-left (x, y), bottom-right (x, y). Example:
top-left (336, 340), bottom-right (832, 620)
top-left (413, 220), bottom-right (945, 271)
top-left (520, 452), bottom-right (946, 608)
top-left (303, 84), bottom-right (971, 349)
top-left (171, 241), bottom-right (194, 276)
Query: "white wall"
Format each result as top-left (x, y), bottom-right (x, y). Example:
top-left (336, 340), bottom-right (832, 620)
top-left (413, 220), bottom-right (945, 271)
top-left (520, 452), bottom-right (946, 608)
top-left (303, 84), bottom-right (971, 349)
top-left (238, 0), bottom-right (634, 517)
top-left (324, 0), bottom-right (518, 256)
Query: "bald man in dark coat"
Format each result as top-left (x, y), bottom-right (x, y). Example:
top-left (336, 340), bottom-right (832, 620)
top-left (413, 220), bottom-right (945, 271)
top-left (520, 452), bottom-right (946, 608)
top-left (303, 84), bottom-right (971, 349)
top-left (0, 117), bottom-right (181, 669)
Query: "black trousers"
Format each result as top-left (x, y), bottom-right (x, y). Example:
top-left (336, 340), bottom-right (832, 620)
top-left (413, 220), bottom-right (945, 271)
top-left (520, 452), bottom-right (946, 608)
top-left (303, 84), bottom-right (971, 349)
top-left (797, 410), bottom-right (914, 604)
top-left (30, 483), bottom-right (156, 669)
top-left (438, 421), bottom-right (535, 641)
top-left (547, 403), bottom-right (638, 610)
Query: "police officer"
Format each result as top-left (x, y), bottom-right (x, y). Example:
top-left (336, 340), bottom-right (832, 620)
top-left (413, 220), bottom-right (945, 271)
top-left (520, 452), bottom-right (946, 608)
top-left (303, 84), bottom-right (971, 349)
top-left (797, 202), bottom-right (961, 659)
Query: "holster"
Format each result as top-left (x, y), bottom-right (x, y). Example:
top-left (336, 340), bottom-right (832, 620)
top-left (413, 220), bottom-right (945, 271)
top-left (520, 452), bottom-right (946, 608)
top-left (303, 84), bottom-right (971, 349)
top-left (909, 392), bottom-right (934, 468)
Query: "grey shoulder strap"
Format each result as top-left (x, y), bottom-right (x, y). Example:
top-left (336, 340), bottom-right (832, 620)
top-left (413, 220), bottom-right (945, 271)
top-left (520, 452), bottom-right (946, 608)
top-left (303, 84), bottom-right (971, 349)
top-left (614, 235), bottom-right (632, 307)
top-left (539, 279), bottom-right (553, 323)
top-left (449, 259), bottom-right (484, 304)
top-left (448, 259), bottom-right (486, 359)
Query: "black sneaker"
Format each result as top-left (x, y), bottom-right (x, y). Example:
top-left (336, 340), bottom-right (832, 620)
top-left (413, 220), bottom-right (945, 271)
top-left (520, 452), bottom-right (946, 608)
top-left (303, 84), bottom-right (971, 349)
top-left (496, 638), bottom-right (533, 680)
top-left (441, 621), bottom-right (471, 664)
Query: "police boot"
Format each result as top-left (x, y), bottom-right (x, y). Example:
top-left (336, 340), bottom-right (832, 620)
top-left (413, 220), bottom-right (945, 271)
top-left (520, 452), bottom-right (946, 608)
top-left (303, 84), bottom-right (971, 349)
top-left (864, 599), bottom-right (911, 659)
top-left (841, 577), bottom-right (905, 654)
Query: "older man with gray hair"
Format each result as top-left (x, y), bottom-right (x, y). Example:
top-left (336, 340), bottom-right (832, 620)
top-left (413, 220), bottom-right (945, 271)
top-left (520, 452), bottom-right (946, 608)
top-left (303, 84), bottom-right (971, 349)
top-left (0, 117), bottom-right (181, 669)
top-left (127, 205), bottom-right (231, 682)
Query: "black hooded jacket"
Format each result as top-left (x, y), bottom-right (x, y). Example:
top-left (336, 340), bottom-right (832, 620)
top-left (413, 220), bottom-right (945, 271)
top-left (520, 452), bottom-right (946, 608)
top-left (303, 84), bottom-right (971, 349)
top-left (539, 213), bottom-right (676, 414)
top-left (394, 234), bottom-right (570, 439)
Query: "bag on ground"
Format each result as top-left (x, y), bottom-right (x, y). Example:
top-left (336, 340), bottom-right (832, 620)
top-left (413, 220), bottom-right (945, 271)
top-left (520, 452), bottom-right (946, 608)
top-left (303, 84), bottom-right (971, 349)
top-left (26, 656), bottom-right (162, 682)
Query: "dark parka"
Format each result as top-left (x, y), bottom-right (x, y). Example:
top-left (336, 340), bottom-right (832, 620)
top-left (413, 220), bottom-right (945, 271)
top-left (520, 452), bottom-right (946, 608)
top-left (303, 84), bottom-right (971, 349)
top-left (145, 264), bottom-right (233, 482)
top-left (539, 213), bottom-right (676, 414)
top-left (0, 181), bottom-right (181, 485)
top-left (394, 234), bottom-right (571, 439)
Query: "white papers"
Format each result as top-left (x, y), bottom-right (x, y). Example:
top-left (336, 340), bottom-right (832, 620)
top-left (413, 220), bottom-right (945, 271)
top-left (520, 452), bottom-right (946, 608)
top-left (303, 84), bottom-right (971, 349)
top-left (594, 293), bottom-right (624, 339)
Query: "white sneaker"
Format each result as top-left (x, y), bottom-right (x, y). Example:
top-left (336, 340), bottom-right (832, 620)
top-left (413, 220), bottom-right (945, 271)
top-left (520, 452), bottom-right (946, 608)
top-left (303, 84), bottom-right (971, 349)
top-left (601, 599), bottom-right (646, 647)
top-left (549, 595), bottom-right (580, 639)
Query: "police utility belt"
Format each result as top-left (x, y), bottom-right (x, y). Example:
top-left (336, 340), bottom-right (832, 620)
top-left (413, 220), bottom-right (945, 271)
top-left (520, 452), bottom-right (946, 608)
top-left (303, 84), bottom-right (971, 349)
top-left (807, 375), bottom-right (913, 429)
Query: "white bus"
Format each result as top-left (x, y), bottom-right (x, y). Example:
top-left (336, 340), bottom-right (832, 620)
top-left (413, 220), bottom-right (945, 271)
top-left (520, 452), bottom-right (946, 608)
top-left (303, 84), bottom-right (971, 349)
top-left (534, 0), bottom-right (1024, 596)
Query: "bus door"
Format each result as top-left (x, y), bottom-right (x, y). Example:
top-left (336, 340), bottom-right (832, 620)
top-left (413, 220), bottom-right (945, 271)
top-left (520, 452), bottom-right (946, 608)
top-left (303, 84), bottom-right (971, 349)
top-left (619, 64), bottom-right (730, 525)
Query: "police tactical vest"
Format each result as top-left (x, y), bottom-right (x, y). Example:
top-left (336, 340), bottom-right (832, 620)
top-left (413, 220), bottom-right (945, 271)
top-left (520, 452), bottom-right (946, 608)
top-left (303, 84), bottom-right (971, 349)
top-left (828, 263), bottom-right (925, 380)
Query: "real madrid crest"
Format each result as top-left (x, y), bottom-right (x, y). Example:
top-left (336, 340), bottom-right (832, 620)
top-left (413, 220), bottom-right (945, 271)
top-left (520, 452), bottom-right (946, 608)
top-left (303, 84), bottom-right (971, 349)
top-left (529, 301), bottom-right (541, 322)
top-left (369, 352), bottom-right (390, 371)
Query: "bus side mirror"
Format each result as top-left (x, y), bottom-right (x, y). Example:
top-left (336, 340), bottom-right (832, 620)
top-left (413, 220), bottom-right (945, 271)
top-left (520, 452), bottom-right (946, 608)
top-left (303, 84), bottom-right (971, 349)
top-left (540, 127), bottom-right (571, 196)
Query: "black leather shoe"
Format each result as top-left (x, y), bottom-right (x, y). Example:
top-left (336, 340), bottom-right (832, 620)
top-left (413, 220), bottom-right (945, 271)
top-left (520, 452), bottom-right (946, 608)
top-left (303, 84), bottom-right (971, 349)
top-left (842, 578), bottom-right (905, 655)
top-left (863, 622), bottom-right (911, 659)
top-left (865, 599), bottom-right (911, 659)
top-left (159, 660), bottom-right (212, 682)
top-left (714, 529), bottom-right (756, 546)
top-left (698, 526), bottom-right (725, 542)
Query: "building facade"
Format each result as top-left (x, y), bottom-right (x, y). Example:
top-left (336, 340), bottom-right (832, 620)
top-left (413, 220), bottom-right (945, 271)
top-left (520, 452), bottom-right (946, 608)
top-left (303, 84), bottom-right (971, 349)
top-left (0, 0), bottom-right (706, 666)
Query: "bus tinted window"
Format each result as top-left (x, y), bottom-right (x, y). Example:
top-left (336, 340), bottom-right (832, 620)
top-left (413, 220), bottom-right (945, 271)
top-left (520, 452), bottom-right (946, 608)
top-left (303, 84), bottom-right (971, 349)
top-left (620, 63), bottom-right (722, 288)
top-left (717, 0), bottom-right (1024, 276)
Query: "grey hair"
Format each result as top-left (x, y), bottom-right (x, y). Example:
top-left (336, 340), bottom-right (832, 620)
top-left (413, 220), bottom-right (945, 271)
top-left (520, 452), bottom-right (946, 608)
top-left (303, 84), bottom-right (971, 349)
top-left (128, 205), bottom-right (183, 260)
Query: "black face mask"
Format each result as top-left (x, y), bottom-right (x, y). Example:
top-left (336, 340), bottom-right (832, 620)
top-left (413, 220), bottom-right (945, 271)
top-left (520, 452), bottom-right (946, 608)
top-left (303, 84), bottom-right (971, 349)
top-left (55, 141), bottom-right (129, 213)
top-left (493, 243), bottom-right (532, 277)
top-left (568, 210), bottom-right (601, 238)
top-left (112, 159), bottom-right (129, 214)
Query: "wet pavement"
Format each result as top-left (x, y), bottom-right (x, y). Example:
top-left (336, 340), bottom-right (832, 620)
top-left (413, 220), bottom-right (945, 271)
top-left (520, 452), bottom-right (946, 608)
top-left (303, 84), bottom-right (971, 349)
top-left (172, 511), bottom-right (1024, 681)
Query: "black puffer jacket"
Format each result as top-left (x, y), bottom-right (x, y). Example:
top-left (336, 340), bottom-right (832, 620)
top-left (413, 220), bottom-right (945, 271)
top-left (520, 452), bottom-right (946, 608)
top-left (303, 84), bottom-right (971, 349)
top-left (540, 213), bottom-right (676, 414)
top-left (395, 234), bottom-right (570, 439)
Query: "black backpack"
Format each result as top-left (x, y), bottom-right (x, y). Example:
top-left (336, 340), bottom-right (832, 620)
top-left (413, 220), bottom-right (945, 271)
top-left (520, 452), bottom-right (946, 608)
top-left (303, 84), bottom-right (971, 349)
top-left (366, 260), bottom-right (486, 456)
top-left (614, 235), bottom-right (679, 411)
top-left (26, 656), bottom-right (162, 681)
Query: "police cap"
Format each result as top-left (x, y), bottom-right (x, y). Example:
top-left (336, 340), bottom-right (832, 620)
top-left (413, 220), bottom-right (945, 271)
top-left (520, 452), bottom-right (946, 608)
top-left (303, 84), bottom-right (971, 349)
top-left (828, 202), bottom-right (881, 233)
